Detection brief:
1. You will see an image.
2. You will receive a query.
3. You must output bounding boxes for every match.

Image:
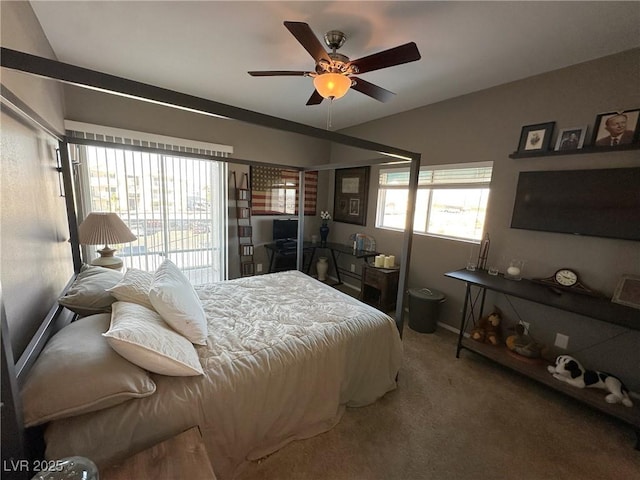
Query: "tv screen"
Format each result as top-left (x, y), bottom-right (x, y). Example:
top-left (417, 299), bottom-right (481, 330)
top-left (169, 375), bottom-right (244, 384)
top-left (510, 167), bottom-right (640, 241)
top-left (273, 219), bottom-right (298, 241)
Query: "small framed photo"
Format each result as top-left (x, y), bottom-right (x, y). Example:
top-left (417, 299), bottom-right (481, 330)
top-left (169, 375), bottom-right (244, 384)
top-left (349, 198), bottom-right (360, 216)
top-left (591, 109), bottom-right (640, 147)
top-left (517, 122), bottom-right (555, 152)
top-left (334, 167), bottom-right (370, 225)
top-left (554, 126), bottom-right (587, 151)
top-left (612, 274), bottom-right (640, 310)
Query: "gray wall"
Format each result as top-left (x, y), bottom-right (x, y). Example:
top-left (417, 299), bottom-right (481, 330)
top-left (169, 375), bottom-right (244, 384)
top-left (1, 1), bottom-right (72, 358)
top-left (5, 0), bottom-right (637, 392)
top-left (63, 87), bottom-right (333, 278)
top-left (331, 49), bottom-right (640, 391)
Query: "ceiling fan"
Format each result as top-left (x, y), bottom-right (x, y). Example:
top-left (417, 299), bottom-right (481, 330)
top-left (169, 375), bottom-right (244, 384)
top-left (248, 21), bottom-right (421, 105)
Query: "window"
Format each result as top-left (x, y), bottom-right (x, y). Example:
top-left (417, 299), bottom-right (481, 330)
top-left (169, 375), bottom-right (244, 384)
top-left (376, 162), bottom-right (493, 241)
top-left (67, 121), bottom-right (232, 283)
top-left (74, 145), bottom-right (228, 284)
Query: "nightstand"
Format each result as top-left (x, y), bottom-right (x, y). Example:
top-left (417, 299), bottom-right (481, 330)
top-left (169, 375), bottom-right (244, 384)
top-left (360, 264), bottom-right (399, 312)
top-left (100, 426), bottom-right (216, 479)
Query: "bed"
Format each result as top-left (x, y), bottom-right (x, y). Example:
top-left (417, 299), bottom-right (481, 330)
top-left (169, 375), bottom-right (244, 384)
top-left (27, 268), bottom-right (402, 479)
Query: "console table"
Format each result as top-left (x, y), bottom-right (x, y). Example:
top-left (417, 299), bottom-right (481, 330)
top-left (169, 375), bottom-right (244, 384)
top-left (445, 268), bottom-right (640, 448)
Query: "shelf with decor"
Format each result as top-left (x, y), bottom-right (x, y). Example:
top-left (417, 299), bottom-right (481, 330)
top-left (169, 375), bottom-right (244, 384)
top-left (509, 142), bottom-right (640, 159)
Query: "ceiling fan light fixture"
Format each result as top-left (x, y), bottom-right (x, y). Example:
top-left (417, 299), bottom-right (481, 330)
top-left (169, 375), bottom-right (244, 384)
top-left (313, 73), bottom-right (351, 100)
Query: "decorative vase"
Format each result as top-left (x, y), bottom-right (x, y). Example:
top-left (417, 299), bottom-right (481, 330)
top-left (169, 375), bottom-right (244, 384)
top-left (316, 256), bottom-right (329, 281)
top-left (319, 225), bottom-right (329, 246)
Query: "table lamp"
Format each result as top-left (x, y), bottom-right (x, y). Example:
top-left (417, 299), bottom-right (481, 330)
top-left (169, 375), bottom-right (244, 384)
top-left (78, 212), bottom-right (137, 270)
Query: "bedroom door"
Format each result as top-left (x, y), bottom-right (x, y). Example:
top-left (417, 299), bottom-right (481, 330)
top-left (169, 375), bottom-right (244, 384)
top-left (74, 145), bottom-right (228, 284)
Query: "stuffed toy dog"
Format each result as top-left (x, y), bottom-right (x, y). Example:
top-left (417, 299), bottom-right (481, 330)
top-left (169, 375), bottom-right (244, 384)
top-left (547, 355), bottom-right (633, 407)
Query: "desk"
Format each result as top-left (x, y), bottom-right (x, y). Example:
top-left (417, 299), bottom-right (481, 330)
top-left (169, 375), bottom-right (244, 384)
top-left (264, 242), bottom-right (377, 284)
top-left (314, 242), bottom-right (378, 285)
top-left (264, 241), bottom-right (315, 273)
top-left (445, 268), bottom-right (640, 447)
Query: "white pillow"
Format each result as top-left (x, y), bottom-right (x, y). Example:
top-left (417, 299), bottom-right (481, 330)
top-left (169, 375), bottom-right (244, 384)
top-left (106, 268), bottom-right (155, 310)
top-left (149, 259), bottom-right (207, 345)
top-left (21, 313), bottom-right (156, 427)
top-left (103, 302), bottom-right (204, 376)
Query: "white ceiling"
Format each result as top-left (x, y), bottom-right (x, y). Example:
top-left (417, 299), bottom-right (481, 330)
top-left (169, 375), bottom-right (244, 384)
top-left (30, 1), bottom-right (640, 131)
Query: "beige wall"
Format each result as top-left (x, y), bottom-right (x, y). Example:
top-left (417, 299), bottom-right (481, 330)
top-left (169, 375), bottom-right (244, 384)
top-left (1, 1), bottom-right (72, 357)
top-left (332, 48), bottom-right (640, 391)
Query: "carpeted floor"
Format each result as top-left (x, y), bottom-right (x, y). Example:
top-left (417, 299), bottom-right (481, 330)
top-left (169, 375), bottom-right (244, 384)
top-left (234, 314), bottom-right (640, 480)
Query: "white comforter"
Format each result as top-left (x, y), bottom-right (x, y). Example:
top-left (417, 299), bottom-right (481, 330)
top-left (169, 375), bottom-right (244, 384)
top-left (45, 271), bottom-right (403, 479)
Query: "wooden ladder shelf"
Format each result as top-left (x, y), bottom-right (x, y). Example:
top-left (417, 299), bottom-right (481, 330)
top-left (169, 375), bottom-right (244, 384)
top-left (232, 171), bottom-right (255, 276)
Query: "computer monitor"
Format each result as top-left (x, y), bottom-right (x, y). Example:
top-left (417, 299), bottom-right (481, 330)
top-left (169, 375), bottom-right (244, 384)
top-left (273, 219), bottom-right (298, 241)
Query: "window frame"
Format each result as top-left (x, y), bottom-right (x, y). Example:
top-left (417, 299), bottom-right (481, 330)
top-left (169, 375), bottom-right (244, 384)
top-left (376, 161), bottom-right (493, 242)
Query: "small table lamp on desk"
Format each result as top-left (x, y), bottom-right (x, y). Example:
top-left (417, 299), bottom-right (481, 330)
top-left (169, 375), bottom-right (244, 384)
top-left (78, 212), bottom-right (137, 270)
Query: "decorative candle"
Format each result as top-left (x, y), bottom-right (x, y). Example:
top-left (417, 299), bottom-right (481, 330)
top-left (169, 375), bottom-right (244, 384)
top-left (384, 255), bottom-right (395, 268)
top-left (375, 255), bottom-right (385, 268)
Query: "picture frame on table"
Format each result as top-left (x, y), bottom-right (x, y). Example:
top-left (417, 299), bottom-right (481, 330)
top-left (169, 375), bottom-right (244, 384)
top-left (591, 109), bottom-right (640, 147)
top-left (333, 167), bottom-right (370, 225)
top-left (517, 121), bottom-right (555, 153)
top-left (611, 274), bottom-right (640, 310)
top-left (554, 126), bottom-right (588, 151)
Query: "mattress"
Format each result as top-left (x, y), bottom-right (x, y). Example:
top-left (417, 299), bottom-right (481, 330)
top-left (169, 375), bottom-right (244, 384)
top-left (44, 270), bottom-right (403, 479)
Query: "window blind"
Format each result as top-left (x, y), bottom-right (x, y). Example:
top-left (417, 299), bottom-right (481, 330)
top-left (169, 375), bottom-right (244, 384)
top-left (67, 122), bottom-right (231, 284)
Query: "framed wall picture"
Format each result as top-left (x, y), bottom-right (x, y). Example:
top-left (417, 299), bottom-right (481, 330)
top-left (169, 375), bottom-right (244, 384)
top-left (554, 126), bottom-right (587, 151)
top-left (612, 274), bottom-right (640, 310)
top-left (517, 121), bottom-right (555, 153)
top-left (591, 109), bottom-right (640, 147)
top-left (334, 167), bottom-right (370, 225)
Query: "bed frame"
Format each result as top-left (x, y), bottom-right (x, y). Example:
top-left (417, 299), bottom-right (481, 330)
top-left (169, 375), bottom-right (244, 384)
top-left (0, 46), bottom-right (421, 477)
top-left (2, 281), bottom-right (76, 479)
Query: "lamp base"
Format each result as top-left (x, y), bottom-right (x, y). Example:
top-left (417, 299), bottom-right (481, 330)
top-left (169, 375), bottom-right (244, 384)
top-left (91, 256), bottom-right (123, 270)
top-left (92, 246), bottom-right (123, 270)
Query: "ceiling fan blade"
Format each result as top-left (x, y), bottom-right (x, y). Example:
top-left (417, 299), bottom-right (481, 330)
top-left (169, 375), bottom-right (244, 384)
top-left (349, 42), bottom-right (421, 74)
top-left (350, 77), bottom-right (395, 103)
top-left (248, 70), bottom-right (309, 77)
top-left (284, 21), bottom-right (332, 65)
top-left (306, 90), bottom-right (324, 106)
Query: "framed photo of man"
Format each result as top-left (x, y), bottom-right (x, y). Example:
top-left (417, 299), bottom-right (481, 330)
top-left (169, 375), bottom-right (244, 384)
top-left (591, 109), bottom-right (640, 147)
top-left (333, 167), bottom-right (370, 225)
top-left (554, 126), bottom-right (587, 151)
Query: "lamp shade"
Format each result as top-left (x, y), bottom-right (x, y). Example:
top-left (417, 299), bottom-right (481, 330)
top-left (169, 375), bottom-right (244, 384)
top-left (78, 212), bottom-right (137, 246)
top-left (78, 212), bottom-right (137, 270)
top-left (313, 73), bottom-right (351, 100)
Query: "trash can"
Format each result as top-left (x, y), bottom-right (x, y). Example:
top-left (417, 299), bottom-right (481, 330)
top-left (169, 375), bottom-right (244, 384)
top-left (408, 287), bottom-right (446, 333)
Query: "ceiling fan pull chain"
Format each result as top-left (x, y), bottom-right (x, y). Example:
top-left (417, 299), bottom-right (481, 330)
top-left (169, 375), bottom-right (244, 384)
top-left (326, 98), bottom-right (333, 130)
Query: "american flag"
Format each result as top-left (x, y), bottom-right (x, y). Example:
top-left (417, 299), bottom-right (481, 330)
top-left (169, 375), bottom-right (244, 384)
top-left (251, 166), bottom-right (318, 215)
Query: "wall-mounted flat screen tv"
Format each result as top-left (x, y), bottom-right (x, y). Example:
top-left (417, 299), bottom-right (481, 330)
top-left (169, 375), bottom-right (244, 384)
top-left (510, 167), bottom-right (640, 241)
top-left (273, 219), bottom-right (298, 241)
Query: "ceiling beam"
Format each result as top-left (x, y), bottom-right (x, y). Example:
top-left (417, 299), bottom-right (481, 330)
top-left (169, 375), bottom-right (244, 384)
top-left (1, 47), bottom-right (419, 162)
